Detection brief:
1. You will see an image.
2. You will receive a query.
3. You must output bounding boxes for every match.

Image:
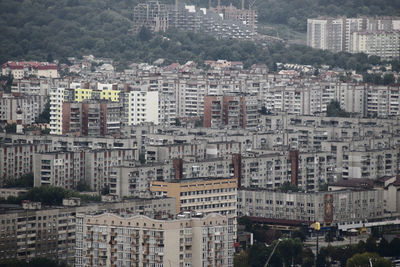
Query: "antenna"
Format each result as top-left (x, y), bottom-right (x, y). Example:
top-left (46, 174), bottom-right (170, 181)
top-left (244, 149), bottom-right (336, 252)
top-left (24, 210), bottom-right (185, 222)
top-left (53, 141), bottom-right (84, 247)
top-left (175, 0), bottom-right (178, 27)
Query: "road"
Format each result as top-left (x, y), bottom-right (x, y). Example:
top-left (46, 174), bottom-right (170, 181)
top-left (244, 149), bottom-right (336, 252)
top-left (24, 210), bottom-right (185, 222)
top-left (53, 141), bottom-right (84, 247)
top-left (304, 234), bottom-right (369, 254)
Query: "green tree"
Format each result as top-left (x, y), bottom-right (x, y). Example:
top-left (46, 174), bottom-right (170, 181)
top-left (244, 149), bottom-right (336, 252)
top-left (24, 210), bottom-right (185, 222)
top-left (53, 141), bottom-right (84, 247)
top-left (377, 238), bottom-right (390, 257)
top-left (279, 181), bottom-right (302, 193)
top-left (388, 237), bottom-right (400, 257)
top-left (248, 242), bottom-right (269, 267)
top-left (139, 152), bottom-right (146, 164)
top-left (346, 252), bottom-right (392, 267)
top-left (138, 26), bottom-right (152, 42)
top-left (76, 179), bottom-right (91, 192)
top-left (175, 118), bottom-right (181, 126)
top-left (326, 100), bottom-right (350, 117)
top-left (365, 236), bottom-right (377, 253)
top-left (277, 238), bottom-right (303, 267)
top-left (4, 172), bottom-right (34, 188)
top-left (383, 73), bottom-right (395, 85)
top-left (5, 123), bottom-right (16, 133)
top-left (234, 251), bottom-right (249, 267)
top-left (301, 248), bottom-right (314, 267)
top-left (36, 98), bottom-right (50, 123)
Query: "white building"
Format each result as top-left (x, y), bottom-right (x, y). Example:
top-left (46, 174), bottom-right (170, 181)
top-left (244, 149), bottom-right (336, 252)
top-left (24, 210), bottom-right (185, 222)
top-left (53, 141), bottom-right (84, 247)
top-left (49, 87), bottom-right (65, 135)
top-left (351, 30), bottom-right (400, 60)
top-left (124, 90), bottom-right (159, 125)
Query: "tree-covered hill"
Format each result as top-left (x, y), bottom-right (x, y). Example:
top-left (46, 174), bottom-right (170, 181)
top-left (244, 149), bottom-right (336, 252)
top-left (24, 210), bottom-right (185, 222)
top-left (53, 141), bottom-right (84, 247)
top-left (0, 0), bottom-right (399, 70)
top-left (189, 0), bottom-right (400, 31)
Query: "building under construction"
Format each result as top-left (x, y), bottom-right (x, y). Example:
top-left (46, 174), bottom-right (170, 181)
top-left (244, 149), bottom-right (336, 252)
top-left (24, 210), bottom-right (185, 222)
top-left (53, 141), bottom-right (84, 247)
top-left (132, 0), bottom-right (257, 40)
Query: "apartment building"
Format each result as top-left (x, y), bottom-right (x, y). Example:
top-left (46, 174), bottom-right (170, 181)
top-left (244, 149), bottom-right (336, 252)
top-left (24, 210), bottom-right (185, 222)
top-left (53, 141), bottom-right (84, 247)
top-left (76, 212), bottom-right (233, 267)
top-left (0, 197), bottom-right (176, 266)
top-left (0, 143), bottom-right (52, 186)
top-left (49, 87), bottom-right (65, 135)
top-left (0, 132), bottom-right (139, 152)
top-left (342, 148), bottom-right (400, 180)
top-left (50, 87), bottom-right (120, 135)
top-left (0, 93), bottom-right (46, 125)
top-left (204, 94), bottom-right (259, 129)
top-left (351, 30), bottom-right (400, 60)
top-left (145, 140), bottom-right (241, 163)
top-left (109, 155), bottom-right (240, 198)
top-left (150, 177), bottom-right (237, 217)
top-left (307, 16), bottom-right (400, 58)
top-left (123, 90), bottom-right (159, 126)
top-left (238, 187), bottom-right (384, 224)
top-left (33, 149), bottom-right (137, 191)
top-left (62, 101), bottom-right (122, 136)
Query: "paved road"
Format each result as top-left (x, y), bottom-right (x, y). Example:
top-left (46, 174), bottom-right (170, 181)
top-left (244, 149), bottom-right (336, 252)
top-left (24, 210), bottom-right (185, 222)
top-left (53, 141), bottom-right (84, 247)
top-left (304, 234), bottom-right (369, 254)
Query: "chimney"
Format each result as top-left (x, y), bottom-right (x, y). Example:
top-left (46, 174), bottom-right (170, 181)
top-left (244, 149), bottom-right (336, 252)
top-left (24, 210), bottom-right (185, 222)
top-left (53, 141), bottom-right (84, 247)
top-left (173, 158), bottom-right (183, 180)
top-left (232, 154), bottom-right (242, 187)
top-left (289, 150), bottom-right (299, 186)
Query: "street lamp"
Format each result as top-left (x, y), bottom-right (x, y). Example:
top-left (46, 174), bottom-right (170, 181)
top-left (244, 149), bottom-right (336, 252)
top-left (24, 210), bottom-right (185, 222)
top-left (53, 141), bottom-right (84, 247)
top-left (313, 222), bottom-right (321, 267)
top-left (264, 238), bottom-right (282, 267)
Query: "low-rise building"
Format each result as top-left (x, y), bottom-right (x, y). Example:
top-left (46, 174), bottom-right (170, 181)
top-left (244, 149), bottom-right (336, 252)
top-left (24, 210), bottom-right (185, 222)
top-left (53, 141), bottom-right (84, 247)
top-left (150, 177), bottom-right (237, 217)
top-left (238, 187), bottom-right (384, 224)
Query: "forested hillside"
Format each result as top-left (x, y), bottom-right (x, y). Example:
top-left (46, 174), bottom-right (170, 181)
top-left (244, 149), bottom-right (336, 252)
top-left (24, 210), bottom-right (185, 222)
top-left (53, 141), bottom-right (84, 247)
top-left (1, 0), bottom-right (399, 69)
top-left (190, 0), bottom-right (400, 31)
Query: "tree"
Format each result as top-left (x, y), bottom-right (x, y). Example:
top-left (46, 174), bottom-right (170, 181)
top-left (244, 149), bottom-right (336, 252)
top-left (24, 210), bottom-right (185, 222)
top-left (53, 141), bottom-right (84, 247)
top-left (76, 179), bottom-right (91, 192)
top-left (248, 242), bottom-right (269, 267)
top-left (234, 251), bottom-right (249, 267)
top-left (383, 73), bottom-right (395, 85)
top-left (277, 238), bottom-right (303, 267)
top-left (139, 152), bottom-right (146, 164)
top-left (0, 257), bottom-right (68, 267)
top-left (279, 181), bottom-right (302, 193)
top-left (301, 248), bottom-right (314, 267)
top-left (4, 173), bottom-right (33, 188)
top-left (5, 123), bottom-right (16, 133)
top-left (174, 118), bottom-right (181, 126)
top-left (326, 100), bottom-right (350, 117)
top-left (346, 252), bottom-right (391, 267)
top-left (36, 98), bottom-right (50, 123)
top-left (138, 26), bottom-right (152, 42)
top-left (388, 237), bottom-right (400, 257)
top-left (365, 236), bottom-right (377, 253)
top-left (377, 238), bottom-right (390, 257)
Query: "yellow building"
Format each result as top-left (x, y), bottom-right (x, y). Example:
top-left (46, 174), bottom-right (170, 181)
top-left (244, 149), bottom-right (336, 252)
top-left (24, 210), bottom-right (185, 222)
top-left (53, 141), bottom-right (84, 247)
top-left (74, 88), bottom-right (93, 102)
top-left (150, 177), bottom-right (237, 216)
top-left (100, 89), bottom-right (120, 102)
top-left (72, 88), bottom-right (120, 102)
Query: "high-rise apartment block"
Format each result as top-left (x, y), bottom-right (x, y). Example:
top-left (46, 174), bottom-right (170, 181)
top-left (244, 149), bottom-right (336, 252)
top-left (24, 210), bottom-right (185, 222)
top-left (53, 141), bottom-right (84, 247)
top-left (0, 198), bottom-right (176, 266)
top-left (123, 90), bottom-right (159, 126)
top-left (33, 149), bottom-right (137, 191)
top-left (76, 212), bottom-right (233, 267)
top-left (203, 94), bottom-right (259, 129)
top-left (307, 16), bottom-right (400, 60)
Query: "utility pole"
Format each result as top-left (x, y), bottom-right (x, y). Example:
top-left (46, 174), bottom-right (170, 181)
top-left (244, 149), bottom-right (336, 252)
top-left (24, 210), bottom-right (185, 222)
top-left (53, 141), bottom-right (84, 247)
top-left (313, 222), bottom-right (320, 267)
top-left (264, 239), bottom-right (282, 267)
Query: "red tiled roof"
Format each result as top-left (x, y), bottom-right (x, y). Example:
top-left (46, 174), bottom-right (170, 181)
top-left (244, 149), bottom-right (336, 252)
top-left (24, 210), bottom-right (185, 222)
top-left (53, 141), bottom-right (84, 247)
top-left (2, 61), bottom-right (57, 70)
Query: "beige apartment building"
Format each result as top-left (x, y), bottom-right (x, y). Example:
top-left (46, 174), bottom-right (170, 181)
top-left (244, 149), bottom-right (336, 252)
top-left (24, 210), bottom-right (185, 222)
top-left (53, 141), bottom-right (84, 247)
top-left (150, 177), bottom-right (237, 216)
top-left (0, 198), bottom-right (176, 266)
top-left (76, 212), bottom-right (233, 267)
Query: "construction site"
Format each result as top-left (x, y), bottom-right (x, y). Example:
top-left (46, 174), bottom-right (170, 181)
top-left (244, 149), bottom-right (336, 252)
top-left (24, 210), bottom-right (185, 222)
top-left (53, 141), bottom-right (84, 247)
top-left (132, 0), bottom-right (258, 40)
